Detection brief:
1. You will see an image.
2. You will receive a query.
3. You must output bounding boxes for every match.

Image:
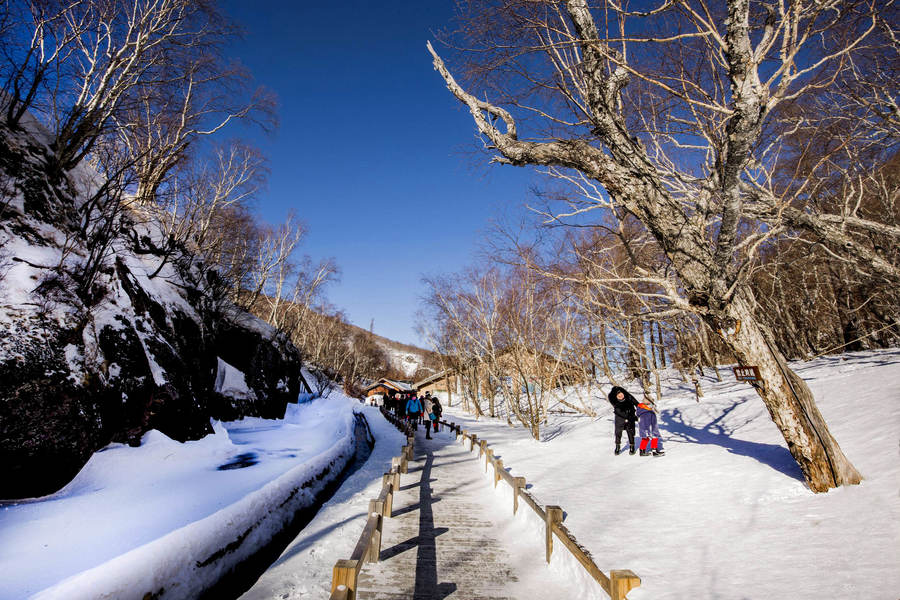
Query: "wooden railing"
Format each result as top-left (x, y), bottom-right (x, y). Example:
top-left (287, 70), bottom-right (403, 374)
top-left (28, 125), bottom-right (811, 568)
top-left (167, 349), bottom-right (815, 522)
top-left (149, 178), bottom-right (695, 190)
top-left (439, 419), bottom-right (642, 600)
top-left (328, 408), bottom-right (413, 600)
top-left (328, 411), bottom-right (639, 599)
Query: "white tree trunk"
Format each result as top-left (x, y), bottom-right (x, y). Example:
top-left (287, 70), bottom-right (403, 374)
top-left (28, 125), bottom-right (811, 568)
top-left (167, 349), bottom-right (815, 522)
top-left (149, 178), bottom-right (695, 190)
top-left (710, 292), bottom-right (863, 491)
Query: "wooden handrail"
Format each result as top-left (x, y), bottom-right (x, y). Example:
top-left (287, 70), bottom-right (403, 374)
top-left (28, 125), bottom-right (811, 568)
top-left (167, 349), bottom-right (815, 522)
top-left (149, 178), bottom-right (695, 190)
top-left (328, 410), bottom-right (638, 600)
top-left (328, 408), bottom-right (412, 600)
top-left (349, 515), bottom-right (379, 563)
top-left (518, 488), bottom-right (546, 520)
top-left (437, 418), bottom-right (641, 600)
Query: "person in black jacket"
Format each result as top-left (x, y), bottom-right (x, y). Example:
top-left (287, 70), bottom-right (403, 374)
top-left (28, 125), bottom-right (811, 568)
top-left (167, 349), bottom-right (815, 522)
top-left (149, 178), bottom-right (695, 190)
top-left (431, 396), bottom-right (443, 432)
top-left (607, 385), bottom-right (638, 455)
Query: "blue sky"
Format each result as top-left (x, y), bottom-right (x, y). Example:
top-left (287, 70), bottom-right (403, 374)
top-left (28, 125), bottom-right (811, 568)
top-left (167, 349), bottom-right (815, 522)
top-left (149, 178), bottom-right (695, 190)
top-left (219, 1), bottom-right (537, 347)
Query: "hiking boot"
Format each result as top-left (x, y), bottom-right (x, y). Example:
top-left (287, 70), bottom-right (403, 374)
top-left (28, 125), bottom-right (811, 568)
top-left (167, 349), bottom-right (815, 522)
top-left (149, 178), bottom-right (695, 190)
top-left (653, 449), bottom-right (665, 457)
top-left (614, 446), bottom-right (622, 455)
top-left (629, 447), bottom-right (636, 455)
top-left (639, 449), bottom-right (651, 457)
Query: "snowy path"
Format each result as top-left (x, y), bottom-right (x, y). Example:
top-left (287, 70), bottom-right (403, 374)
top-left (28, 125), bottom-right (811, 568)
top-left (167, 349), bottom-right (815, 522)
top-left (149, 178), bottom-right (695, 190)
top-left (356, 426), bottom-right (579, 600)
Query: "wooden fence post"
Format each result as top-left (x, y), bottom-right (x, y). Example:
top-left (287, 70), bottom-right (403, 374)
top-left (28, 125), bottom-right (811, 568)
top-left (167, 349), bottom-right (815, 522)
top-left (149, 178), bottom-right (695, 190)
top-left (382, 473), bottom-right (394, 517)
top-left (479, 439), bottom-right (487, 457)
top-left (610, 570), bottom-right (641, 600)
top-left (399, 449), bottom-right (408, 474)
top-left (392, 467), bottom-right (400, 490)
top-left (512, 477), bottom-right (526, 515)
top-left (368, 500), bottom-right (384, 563)
top-left (331, 559), bottom-right (359, 599)
top-left (493, 458), bottom-right (503, 488)
top-left (470, 434), bottom-right (477, 451)
top-left (485, 448), bottom-right (493, 473)
top-left (545, 506), bottom-right (563, 563)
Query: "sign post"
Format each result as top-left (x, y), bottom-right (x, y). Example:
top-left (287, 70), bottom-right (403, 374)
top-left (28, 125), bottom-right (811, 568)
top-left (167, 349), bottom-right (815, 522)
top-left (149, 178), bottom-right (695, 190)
top-left (732, 365), bottom-right (763, 389)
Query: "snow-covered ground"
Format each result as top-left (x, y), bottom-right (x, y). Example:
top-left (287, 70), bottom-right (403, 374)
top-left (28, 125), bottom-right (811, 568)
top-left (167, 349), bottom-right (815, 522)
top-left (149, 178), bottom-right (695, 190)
top-left (439, 349), bottom-right (900, 599)
top-left (239, 401), bottom-right (407, 599)
top-left (0, 393), bottom-right (370, 600)
top-left (3, 350), bottom-right (897, 600)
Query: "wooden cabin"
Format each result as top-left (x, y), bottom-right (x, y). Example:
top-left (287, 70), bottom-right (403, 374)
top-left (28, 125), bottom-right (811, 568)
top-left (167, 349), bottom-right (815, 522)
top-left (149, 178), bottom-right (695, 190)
top-left (414, 369), bottom-right (459, 406)
top-left (364, 378), bottom-right (414, 401)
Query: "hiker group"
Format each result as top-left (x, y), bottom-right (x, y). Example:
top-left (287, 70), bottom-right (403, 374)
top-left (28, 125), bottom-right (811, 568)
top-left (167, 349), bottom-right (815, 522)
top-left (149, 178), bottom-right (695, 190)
top-left (607, 386), bottom-right (664, 457)
top-left (385, 390), bottom-right (442, 439)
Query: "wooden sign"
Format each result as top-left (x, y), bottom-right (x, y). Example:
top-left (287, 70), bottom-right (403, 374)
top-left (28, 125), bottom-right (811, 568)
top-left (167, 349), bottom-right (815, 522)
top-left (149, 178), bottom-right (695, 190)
top-left (733, 365), bottom-right (762, 382)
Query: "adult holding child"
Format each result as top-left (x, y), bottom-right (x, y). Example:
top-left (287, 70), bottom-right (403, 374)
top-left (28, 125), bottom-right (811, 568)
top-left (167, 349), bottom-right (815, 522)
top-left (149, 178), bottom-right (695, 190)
top-left (607, 386), bottom-right (638, 456)
top-left (607, 385), bottom-right (665, 456)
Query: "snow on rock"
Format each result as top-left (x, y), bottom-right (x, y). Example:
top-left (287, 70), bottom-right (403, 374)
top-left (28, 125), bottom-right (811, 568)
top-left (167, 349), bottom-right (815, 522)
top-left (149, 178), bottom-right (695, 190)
top-left (0, 116), bottom-right (304, 499)
top-left (0, 394), bottom-right (362, 600)
top-left (215, 357), bottom-right (257, 400)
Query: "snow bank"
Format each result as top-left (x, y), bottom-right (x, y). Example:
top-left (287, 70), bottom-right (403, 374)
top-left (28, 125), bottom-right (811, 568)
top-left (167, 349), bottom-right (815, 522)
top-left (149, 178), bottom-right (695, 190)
top-left (1, 394), bottom-right (362, 600)
top-left (239, 405), bottom-right (407, 599)
top-left (483, 473), bottom-right (608, 600)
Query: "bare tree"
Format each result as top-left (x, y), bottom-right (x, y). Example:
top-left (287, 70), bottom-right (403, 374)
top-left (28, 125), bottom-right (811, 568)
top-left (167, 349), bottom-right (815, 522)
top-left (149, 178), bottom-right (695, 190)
top-left (425, 0), bottom-right (898, 490)
top-left (1, 1), bottom-right (85, 127)
top-left (113, 33), bottom-right (276, 208)
top-left (46, 0), bottom-right (227, 171)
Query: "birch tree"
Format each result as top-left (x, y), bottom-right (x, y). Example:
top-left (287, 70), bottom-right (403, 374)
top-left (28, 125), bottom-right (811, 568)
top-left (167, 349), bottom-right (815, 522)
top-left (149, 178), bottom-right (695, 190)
top-left (425, 0), bottom-right (897, 491)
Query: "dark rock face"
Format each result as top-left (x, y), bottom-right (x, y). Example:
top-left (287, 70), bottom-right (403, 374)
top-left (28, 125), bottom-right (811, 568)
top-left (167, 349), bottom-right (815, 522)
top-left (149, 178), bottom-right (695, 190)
top-left (211, 314), bottom-right (301, 422)
top-left (0, 330), bottom-right (106, 498)
top-left (0, 121), bottom-right (304, 500)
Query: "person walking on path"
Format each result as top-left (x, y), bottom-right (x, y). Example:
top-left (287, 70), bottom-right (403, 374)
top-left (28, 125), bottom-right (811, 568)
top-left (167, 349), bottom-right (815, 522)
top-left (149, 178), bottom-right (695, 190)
top-left (431, 396), bottom-right (443, 432)
top-left (607, 386), bottom-right (638, 455)
top-left (636, 398), bottom-right (665, 457)
top-left (423, 395), bottom-right (435, 439)
top-left (406, 395), bottom-right (423, 430)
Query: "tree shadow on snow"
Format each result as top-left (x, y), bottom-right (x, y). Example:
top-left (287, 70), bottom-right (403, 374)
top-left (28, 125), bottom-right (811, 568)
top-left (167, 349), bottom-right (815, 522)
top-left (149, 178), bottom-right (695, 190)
top-left (660, 401), bottom-right (804, 483)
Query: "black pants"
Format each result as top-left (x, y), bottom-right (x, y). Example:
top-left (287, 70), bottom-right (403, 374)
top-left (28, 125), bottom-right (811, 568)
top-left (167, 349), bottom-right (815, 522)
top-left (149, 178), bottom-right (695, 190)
top-left (615, 415), bottom-right (636, 448)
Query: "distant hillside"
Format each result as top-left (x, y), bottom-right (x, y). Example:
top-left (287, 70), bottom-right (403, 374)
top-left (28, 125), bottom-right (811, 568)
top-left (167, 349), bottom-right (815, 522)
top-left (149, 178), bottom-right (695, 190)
top-left (344, 322), bottom-right (443, 381)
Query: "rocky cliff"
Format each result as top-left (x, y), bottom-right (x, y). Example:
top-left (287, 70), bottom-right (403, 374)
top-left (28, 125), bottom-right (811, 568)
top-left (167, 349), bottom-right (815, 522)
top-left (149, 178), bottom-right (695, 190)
top-left (0, 116), bottom-right (305, 499)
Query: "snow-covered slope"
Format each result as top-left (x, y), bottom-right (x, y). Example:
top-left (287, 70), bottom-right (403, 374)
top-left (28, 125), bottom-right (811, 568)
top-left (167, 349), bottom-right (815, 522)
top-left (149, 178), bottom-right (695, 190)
top-left (440, 349), bottom-right (900, 599)
top-left (381, 344), bottom-right (425, 378)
